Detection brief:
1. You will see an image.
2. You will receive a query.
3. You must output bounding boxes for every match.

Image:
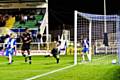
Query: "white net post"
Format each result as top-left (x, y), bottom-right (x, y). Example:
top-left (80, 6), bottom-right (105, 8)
top-left (104, 0), bottom-right (107, 33)
top-left (104, 0), bottom-right (108, 54)
top-left (89, 20), bottom-right (92, 61)
top-left (116, 16), bottom-right (120, 64)
top-left (74, 10), bottom-right (77, 65)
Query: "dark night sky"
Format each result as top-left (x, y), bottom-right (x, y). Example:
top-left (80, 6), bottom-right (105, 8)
top-left (49, 0), bottom-right (120, 28)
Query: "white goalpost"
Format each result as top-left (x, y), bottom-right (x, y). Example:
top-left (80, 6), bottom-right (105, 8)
top-left (74, 10), bottom-right (120, 64)
top-left (74, 10), bottom-right (77, 65)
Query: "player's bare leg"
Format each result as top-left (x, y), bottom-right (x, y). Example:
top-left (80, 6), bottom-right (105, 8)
top-left (81, 52), bottom-right (85, 62)
top-left (86, 52), bottom-right (91, 62)
top-left (8, 54), bottom-right (12, 64)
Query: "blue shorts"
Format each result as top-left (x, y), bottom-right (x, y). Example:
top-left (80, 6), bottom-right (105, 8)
top-left (82, 48), bottom-right (89, 53)
top-left (5, 49), bottom-right (15, 56)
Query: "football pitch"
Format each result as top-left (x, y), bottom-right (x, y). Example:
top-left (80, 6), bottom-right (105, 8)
top-left (0, 54), bottom-right (120, 80)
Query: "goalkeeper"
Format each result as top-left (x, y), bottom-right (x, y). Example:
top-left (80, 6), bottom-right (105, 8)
top-left (4, 33), bottom-right (16, 64)
top-left (51, 41), bottom-right (61, 64)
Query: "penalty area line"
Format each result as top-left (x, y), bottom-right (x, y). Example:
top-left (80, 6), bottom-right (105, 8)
top-left (24, 64), bottom-right (76, 80)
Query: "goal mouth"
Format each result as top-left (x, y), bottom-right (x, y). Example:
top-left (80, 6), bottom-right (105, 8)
top-left (74, 10), bottom-right (120, 64)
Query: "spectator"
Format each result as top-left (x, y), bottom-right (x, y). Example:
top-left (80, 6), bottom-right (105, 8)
top-left (15, 15), bottom-right (21, 21)
top-left (23, 15), bottom-right (28, 22)
top-left (32, 31), bottom-right (37, 42)
top-left (20, 14), bottom-right (25, 24)
top-left (0, 34), bottom-right (6, 43)
top-left (37, 33), bottom-right (41, 42)
top-left (28, 15), bottom-right (35, 20)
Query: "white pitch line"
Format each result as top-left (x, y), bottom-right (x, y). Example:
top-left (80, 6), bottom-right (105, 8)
top-left (24, 64), bottom-right (76, 80)
top-left (78, 54), bottom-right (113, 65)
top-left (92, 54), bottom-right (113, 61)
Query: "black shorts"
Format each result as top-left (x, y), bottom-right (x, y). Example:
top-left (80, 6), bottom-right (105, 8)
top-left (51, 48), bottom-right (57, 54)
top-left (51, 48), bottom-right (60, 55)
top-left (21, 44), bottom-right (30, 51)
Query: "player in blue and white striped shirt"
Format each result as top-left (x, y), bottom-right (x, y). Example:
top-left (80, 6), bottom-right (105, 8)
top-left (4, 33), bottom-right (16, 64)
top-left (81, 37), bottom-right (89, 62)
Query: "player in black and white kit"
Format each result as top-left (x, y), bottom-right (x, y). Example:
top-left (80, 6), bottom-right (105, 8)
top-left (51, 41), bottom-right (61, 64)
top-left (21, 28), bottom-right (32, 64)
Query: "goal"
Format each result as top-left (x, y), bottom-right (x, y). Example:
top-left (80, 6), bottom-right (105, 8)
top-left (74, 10), bottom-right (120, 64)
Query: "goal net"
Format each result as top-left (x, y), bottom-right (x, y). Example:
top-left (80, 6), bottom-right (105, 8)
top-left (74, 10), bottom-right (120, 64)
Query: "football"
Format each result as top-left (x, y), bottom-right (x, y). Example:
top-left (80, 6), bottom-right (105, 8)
top-left (112, 59), bottom-right (117, 64)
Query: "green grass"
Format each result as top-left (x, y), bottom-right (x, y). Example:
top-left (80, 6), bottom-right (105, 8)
top-left (38, 64), bottom-right (120, 80)
top-left (0, 54), bottom-right (120, 80)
